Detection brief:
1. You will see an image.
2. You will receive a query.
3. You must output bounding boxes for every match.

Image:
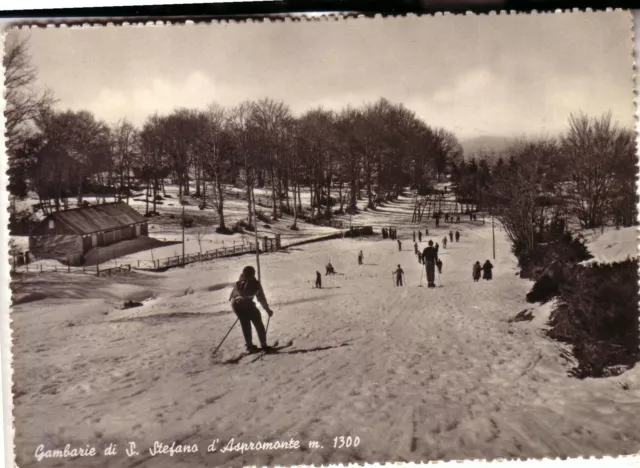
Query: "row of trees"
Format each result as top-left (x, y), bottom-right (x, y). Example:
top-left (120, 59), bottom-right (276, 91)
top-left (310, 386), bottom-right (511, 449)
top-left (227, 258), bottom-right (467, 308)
top-left (454, 113), bottom-right (637, 259)
top-left (6, 37), bottom-right (465, 233)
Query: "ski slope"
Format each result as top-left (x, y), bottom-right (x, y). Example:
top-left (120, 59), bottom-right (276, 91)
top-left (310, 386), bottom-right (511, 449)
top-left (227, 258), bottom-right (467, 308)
top-left (10, 200), bottom-right (640, 467)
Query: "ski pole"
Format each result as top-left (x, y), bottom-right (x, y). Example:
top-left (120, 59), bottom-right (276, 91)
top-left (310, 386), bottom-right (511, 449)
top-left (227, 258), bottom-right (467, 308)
top-left (212, 318), bottom-right (239, 355)
top-left (419, 268), bottom-right (423, 287)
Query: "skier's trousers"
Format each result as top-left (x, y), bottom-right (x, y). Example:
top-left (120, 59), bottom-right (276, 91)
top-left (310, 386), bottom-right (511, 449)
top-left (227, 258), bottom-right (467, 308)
top-left (425, 261), bottom-right (435, 284)
top-left (231, 298), bottom-right (267, 347)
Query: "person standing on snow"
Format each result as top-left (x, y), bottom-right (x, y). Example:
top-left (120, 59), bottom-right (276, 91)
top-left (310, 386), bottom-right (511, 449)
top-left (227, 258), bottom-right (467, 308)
top-left (413, 231), bottom-right (416, 242)
top-left (397, 239), bottom-right (402, 251)
top-left (422, 240), bottom-right (439, 288)
top-left (435, 242), bottom-right (440, 255)
top-left (229, 265), bottom-right (274, 353)
top-left (472, 261), bottom-right (482, 282)
top-left (449, 230), bottom-right (454, 242)
top-left (455, 230), bottom-right (460, 243)
top-left (358, 250), bottom-right (364, 265)
top-left (394, 264), bottom-right (405, 287)
top-left (315, 271), bottom-right (322, 289)
top-left (418, 231), bottom-right (423, 242)
top-left (442, 236), bottom-right (447, 249)
top-left (482, 260), bottom-right (494, 280)
top-left (414, 242), bottom-right (419, 254)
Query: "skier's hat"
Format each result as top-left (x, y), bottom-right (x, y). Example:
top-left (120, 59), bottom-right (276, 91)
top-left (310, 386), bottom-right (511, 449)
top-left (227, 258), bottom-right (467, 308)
top-left (428, 240), bottom-right (433, 246)
top-left (242, 265), bottom-right (256, 278)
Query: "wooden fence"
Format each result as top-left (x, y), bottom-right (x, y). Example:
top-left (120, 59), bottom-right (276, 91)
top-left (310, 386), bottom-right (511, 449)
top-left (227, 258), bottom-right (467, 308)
top-left (134, 242), bottom-right (259, 270)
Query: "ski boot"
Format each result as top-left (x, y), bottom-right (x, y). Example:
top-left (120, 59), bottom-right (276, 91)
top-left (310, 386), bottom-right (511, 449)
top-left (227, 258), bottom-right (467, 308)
top-left (246, 344), bottom-right (261, 354)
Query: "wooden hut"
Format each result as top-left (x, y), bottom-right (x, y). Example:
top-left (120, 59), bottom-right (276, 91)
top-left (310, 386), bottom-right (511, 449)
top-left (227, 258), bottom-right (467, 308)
top-left (29, 202), bottom-right (148, 265)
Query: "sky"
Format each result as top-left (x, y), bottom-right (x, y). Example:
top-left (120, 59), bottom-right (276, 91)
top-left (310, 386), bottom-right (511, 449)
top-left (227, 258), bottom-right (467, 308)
top-left (8, 11), bottom-right (636, 141)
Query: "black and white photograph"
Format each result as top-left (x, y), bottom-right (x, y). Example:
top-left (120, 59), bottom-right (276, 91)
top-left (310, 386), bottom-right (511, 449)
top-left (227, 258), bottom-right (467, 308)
top-left (4, 11), bottom-right (639, 467)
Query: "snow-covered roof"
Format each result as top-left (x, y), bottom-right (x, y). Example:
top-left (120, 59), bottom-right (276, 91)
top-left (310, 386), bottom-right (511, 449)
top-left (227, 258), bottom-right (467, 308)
top-left (41, 202), bottom-right (146, 235)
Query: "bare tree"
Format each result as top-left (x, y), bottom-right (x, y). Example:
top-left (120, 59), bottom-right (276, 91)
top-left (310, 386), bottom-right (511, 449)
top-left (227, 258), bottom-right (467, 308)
top-left (562, 113), bottom-right (635, 229)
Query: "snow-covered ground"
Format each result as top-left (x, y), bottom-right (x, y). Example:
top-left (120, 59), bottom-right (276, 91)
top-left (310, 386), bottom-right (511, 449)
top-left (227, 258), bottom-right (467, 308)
top-left (10, 196), bottom-right (640, 467)
top-left (580, 226), bottom-right (638, 265)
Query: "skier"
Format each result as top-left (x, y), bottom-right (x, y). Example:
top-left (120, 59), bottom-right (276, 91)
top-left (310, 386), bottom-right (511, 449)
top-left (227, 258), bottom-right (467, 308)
top-left (229, 265), bottom-right (274, 353)
top-left (413, 231), bottom-right (416, 242)
top-left (435, 242), bottom-right (440, 255)
top-left (394, 264), bottom-right (405, 287)
top-left (382, 228), bottom-right (387, 239)
top-left (442, 236), bottom-right (447, 249)
top-left (414, 242), bottom-right (419, 254)
top-left (455, 230), bottom-right (460, 243)
top-left (358, 251), bottom-right (364, 265)
top-left (417, 251), bottom-right (423, 264)
top-left (436, 258), bottom-right (443, 274)
top-left (435, 216), bottom-right (440, 228)
top-left (449, 230), bottom-right (453, 242)
top-left (315, 271), bottom-right (322, 289)
top-left (418, 231), bottom-right (422, 242)
top-left (326, 262), bottom-right (335, 275)
top-left (444, 213), bottom-right (449, 223)
top-left (482, 260), bottom-right (494, 280)
top-left (472, 261), bottom-right (482, 282)
top-left (422, 240), bottom-right (438, 288)
top-left (397, 239), bottom-right (402, 251)
top-left (425, 228), bottom-right (429, 236)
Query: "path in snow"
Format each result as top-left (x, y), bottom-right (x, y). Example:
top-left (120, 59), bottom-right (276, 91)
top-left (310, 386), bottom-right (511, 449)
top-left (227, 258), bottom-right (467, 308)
top-left (11, 198), bottom-right (640, 467)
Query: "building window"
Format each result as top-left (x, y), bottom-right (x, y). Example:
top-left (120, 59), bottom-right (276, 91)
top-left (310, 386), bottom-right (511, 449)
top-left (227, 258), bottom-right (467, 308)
top-left (49, 220), bottom-right (54, 230)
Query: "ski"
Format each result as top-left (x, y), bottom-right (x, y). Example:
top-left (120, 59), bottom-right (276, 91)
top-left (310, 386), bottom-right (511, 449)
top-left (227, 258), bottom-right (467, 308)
top-left (252, 340), bottom-right (295, 362)
top-left (215, 340), bottom-right (293, 365)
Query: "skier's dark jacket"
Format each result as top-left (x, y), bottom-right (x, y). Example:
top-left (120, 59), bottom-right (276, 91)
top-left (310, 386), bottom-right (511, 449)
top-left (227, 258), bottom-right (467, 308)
top-left (422, 246), bottom-right (438, 263)
top-left (229, 274), bottom-right (270, 310)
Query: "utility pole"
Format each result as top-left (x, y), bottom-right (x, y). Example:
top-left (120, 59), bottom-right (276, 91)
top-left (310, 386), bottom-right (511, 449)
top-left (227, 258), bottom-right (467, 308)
top-left (182, 196), bottom-right (185, 264)
top-left (492, 215), bottom-right (496, 260)
top-left (252, 186), bottom-right (261, 282)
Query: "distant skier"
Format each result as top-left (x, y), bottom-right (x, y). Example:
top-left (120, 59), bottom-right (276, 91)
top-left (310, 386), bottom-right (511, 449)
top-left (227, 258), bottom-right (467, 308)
top-left (425, 228), bottom-right (429, 236)
top-left (229, 265), bottom-right (274, 353)
top-left (482, 260), bottom-right (494, 280)
top-left (449, 230), bottom-right (453, 242)
top-left (397, 239), bottom-right (402, 251)
top-left (436, 258), bottom-right (443, 274)
top-left (422, 241), bottom-right (438, 288)
top-left (444, 213), bottom-right (449, 223)
top-left (394, 264), bottom-right (405, 287)
top-left (435, 216), bottom-right (440, 228)
top-left (414, 242), bottom-right (419, 254)
top-left (418, 231), bottom-right (422, 242)
top-left (472, 261), bottom-right (482, 282)
top-left (442, 236), bottom-right (447, 249)
top-left (417, 251), bottom-right (423, 264)
top-left (316, 271), bottom-right (322, 288)
top-left (455, 230), bottom-right (460, 243)
top-left (413, 231), bottom-right (416, 242)
top-left (435, 242), bottom-right (439, 255)
top-left (326, 262), bottom-right (335, 275)
top-left (358, 250), bottom-right (364, 265)
top-left (382, 228), bottom-right (387, 239)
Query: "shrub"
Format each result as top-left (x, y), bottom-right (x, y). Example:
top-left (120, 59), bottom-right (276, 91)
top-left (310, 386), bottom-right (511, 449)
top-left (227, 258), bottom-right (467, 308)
top-left (547, 259), bottom-right (639, 378)
top-left (518, 231), bottom-right (591, 280)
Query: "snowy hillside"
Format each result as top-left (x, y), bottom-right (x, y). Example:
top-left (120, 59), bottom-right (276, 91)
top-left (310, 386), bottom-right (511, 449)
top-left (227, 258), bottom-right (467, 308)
top-left (11, 197), bottom-right (640, 467)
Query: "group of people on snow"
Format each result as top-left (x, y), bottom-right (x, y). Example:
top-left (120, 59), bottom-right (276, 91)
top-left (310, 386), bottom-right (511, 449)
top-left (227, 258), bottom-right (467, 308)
top-left (472, 260), bottom-right (493, 281)
top-left (382, 228), bottom-right (397, 240)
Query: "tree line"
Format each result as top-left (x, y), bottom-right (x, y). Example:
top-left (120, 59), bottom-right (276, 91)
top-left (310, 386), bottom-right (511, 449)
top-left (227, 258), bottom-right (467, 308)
top-left (5, 38), bottom-right (464, 233)
top-left (448, 113), bottom-right (637, 260)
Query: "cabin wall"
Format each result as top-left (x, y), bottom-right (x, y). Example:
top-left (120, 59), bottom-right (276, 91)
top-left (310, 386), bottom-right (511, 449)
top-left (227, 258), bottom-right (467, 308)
top-left (29, 235), bottom-right (84, 265)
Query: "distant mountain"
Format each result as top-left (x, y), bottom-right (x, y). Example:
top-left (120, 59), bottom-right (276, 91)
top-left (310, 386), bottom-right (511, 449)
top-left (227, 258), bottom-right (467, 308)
top-left (460, 136), bottom-right (515, 160)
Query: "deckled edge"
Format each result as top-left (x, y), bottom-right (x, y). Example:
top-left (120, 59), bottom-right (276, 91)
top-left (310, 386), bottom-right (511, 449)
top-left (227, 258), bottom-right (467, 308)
top-left (1, 9), bottom-right (640, 468)
top-left (1, 24), bottom-right (16, 468)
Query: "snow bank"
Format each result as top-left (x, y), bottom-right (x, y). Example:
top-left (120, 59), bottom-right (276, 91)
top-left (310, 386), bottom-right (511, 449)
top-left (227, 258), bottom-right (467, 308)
top-left (580, 226), bottom-right (638, 265)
